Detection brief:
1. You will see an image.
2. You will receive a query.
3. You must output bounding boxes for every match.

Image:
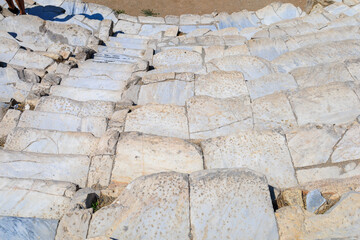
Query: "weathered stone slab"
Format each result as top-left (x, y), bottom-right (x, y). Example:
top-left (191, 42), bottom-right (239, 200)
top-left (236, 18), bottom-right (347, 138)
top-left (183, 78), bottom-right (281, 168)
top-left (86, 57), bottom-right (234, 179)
top-left (0, 149), bottom-right (90, 187)
top-left (35, 96), bottom-right (115, 118)
top-left (114, 20), bottom-right (141, 35)
top-left (0, 177), bottom-right (76, 219)
top-left (112, 132), bottom-right (203, 184)
top-left (190, 169), bottom-right (279, 240)
top-left (125, 104), bottom-right (188, 139)
top-left (210, 55), bottom-right (274, 80)
top-left (61, 76), bottom-right (127, 91)
top-left (273, 40), bottom-right (360, 72)
top-left (4, 128), bottom-right (99, 155)
top-left (87, 155), bottom-right (113, 188)
top-left (18, 110), bottom-right (107, 137)
top-left (55, 209), bottom-right (92, 240)
top-left (246, 73), bottom-right (298, 99)
top-left (139, 24), bottom-right (174, 36)
top-left (153, 49), bottom-right (203, 69)
top-left (108, 36), bottom-right (148, 50)
top-left (201, 130), bottom-right (298, 188)
top-left (287, 125), bottom-right (343, 167)
top-left (0, 217), bottom-right (58, 240)
top-left (345, 58), bottom-right (360, 82)
top-left (50, 85), bottom-right (122, 102)
top-left (138, 80), bottom-right (194, 106)
top-left (290, 62), bottom-right (355, 88)
top-left (252, 93), bottom-right (297, 132)
top-left (248, 38), bottom-right (289, 61)
top-left (9, 49), bottom-right (54, 69)
top-left (332, 123), bottom-right (360, 163)
top-left (0, 109), bottom-right (21, 145)
top-left (289, 83), bottom-right (360, 125)
top-left (0, 36), bottom-right (19, 63)
top-left (195, 71), bottom-right (248, 98)
top-left (187, 96), bottom-right (253, 139)
top-left (296, 162), bottom-right (360, 184)
top-left (88, 172), bottom-right (190, 239)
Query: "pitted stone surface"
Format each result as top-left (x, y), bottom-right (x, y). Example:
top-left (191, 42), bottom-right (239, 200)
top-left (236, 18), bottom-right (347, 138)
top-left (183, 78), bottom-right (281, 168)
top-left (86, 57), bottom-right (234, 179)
top-left (124, 104), bottom-right (189, 139)
top-left (195, 71), bottom-right (248, 98)
top-left (88, 172), bottom-right (190, 239)
top-left (332, 123), bottom-right (360, 163)
top-left (153, 49), bottom-right (203, 68)
top-left (201, 130), bottom-right (298, 188)
top-left (190, 169), bottom-right (279, 240)
top-left (111, 132), bottom-right (203, 184)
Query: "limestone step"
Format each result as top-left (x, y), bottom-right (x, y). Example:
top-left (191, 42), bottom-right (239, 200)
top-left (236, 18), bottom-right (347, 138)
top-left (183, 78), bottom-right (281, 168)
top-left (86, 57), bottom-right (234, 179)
top-left (0, 216), bottom-right (58, 240)
top-left (107, 36), bottom-right (149, 50)
top-left (88, 169), bottom-right (278, 239)
top-left (0, 67), bottom-right (32, 102)
top-left (35, 96), bottom-right (115, 118)
top-left (93, 53), bottom-right (143, 64)
top-left (61, 76), bottom-right (127, 91)
top-left (69, 67), bottom-right (132, 81)
top-left (97, 45), bottom-right (145, 57)
top-left (17, 110), bottom-right (107, 137)
top-left (77, 60), bottom-right (138, 72)
top-left (50, 85), bottom-right (122, 102)
top-left (0, 177), bottom-right (76, 219)
top-left (4, 127), bottom-right (99, 155)
top-left (0, 149), bottom-right (90, 187)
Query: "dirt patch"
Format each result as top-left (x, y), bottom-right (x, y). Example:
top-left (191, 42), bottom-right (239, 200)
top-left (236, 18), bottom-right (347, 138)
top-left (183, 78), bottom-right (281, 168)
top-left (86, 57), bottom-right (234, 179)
top-left (84, 0), bottom-right (307, 17)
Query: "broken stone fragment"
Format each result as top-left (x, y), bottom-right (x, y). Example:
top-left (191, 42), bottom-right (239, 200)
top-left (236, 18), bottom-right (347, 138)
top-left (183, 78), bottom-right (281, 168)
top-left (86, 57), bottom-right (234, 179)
top-left (277, 189), bottom-right (304, 208)
top-left (306, 189), bottom-right (326, 213)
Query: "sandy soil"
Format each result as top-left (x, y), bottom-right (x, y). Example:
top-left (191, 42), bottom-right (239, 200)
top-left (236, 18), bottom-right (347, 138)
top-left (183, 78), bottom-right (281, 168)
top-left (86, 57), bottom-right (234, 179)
top-left (84, 0), bottom-right (307, 17)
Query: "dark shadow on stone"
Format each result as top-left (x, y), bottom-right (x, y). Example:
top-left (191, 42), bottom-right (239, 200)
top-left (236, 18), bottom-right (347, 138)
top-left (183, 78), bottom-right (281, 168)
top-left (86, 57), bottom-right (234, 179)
top-left (269, 185), bottom-right (279, 211)
top-left (80, 13), bottom-right (103, 20)
top-left (26, 5), bottom-right (65, 21)
top-left (8, 32), bottom-right (17, 38)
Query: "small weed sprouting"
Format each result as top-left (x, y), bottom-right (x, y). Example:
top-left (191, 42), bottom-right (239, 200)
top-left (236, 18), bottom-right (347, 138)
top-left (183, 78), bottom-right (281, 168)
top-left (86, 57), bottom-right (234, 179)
top-left (141, 9), bottom-right (159, 16)
top-left (91, 200), bottom-right (99, 212)
top-left (115, 9), bottom-right (126, 14)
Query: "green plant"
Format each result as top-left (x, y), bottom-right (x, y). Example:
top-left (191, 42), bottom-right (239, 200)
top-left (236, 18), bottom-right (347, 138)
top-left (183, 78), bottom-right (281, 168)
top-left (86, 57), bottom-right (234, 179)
top-left (115, 9), bottom-right (126, 14)
top-left (141, 9), bottom-right (159, 17)
top-left (91, 200), bottom-right (99, 212)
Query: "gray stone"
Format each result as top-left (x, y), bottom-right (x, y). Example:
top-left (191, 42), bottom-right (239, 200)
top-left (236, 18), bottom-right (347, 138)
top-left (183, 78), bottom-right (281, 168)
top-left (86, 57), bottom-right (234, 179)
top-left (125, 104), bottom-right (189, 139)
top-left (252, 93), bottom-right (297, 132)
top-left (35, 96), bottom-right (115, 118)
top-left (87, 155), bottom-right (113, 188)
top-left (201, 130), bottom-right (298, 188)
top-left (0, 149), bottom-right (90, 187)
top-left (113, 20), bottom-right (142, 35)
top-left (0, 217), bottom-right (58, 240)
top-left (246, 73), bottom-right (298, 99)
top-left (290, 62), bottom-right (355, 88)
top-left (17, 110), bottom-right (107, 137)
top-left (138, 80), bottom-right (194, 106)
top-left (332, 122), bottom-right (360, 163)
top-left (195, 71), bottom-right (248, 98)
top-left (0, 109), bottom-right (21, 145)
top-left (187, 95), bottom-right (253, 139)
top-left (139, 24), bottom-right (174, 36)
top-left (190, 169), bottom-right (279, 240)
top-left (112, 132), bottom-right (203, 184)
top-left (88, 172), bottom-right (190, 239)
top-left (4, 128), bottom-right (99, 155)
top-left (247, 38), bottom-right (289, 61)
top-left (153, 49), bottom-right (203, 69)
top-left (287, 125), bottom-right (343, 168)
top-left (9, 50), bottom-right (54, 69)
top-left (0, 36), bottom-right (19, 63)
top-left (289, 83), bottom-right (360, 125)
top-left (306, 189), bottom-right (326, 213)
top-left (0, 177), bottom-right (76, 219)
top-left (55, 209), bottom-right (92, 240)
top-left (210, 55), bottom-right (274, 80)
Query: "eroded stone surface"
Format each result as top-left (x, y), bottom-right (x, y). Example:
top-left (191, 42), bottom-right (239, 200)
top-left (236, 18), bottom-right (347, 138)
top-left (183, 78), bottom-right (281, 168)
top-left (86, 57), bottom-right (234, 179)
top-left (289, 83), bottom-right (360, 125)
top-left (111, 132), bottom-right (203, 184)
top-left (190, 169), bottom-right (279, 240)
top-left (125, 104), bottom-right (189, 139)
top-left (201, 130), bottom-right (298, 188)
top-left (88, 172), bottom-right (190, 239)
